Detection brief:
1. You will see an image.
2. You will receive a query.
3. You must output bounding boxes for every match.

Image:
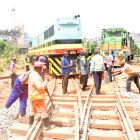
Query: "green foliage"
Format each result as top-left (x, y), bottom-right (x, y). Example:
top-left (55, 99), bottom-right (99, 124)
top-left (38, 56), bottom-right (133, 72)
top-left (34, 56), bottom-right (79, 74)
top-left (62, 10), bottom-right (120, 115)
top-left (0, 40), bottom-right (6, 54)
top-left (131, 44), bottom-right (140, 55)
top-left (83, 39), bottom-right (98, 53)
top-left (17, 55), bottom-right (26, 69)
top-left (0, 40), bottom-right (19, 69)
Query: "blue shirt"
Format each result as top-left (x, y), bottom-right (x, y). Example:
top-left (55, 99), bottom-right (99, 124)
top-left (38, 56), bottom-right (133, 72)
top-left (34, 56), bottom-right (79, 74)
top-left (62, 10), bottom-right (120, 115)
top-left (61, 56), bottom-right (71, 75)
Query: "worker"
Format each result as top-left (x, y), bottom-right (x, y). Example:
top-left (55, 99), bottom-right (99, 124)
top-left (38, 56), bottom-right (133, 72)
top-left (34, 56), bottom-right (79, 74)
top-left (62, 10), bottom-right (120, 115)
top-left (10, 56), bottom-right (18, 88)
top-left (28, 61), bottom-right (51, 130)
top-left (79, 51), bottom-right (89, 90)
top-left (113, 60), bottom-right (140, 94)
top-left (25, 55), bottom-right (30, 72)
top-left (37, 56), bottom-right (48, 80)
top-left (114, 53), bottom-right (122, 67)
top-left (76, 50), bottom-right (83, 84)
top-left (105, 51), bottom-right (113, 82)
top-left (61, 51), bottom-right (73, 94)
top-left (5, 70), bottom-right (30, 119)
top-left (90, 50), bottom-right (104, 94)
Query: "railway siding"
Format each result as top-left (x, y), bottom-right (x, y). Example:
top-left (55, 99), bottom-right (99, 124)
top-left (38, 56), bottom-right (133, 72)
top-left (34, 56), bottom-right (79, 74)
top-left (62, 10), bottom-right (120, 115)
top-left (4, 77), bottom-right (140, 140)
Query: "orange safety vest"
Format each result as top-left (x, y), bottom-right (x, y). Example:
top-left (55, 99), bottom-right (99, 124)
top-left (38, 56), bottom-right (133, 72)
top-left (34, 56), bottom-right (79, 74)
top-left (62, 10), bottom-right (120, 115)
top-left (28, 71), bottom-right (46, 101)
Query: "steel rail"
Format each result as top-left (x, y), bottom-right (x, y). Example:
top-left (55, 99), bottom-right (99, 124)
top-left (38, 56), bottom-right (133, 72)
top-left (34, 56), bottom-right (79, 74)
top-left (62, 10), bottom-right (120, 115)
top-left (27, 119), bottom-right (42, 140)
top-left (0, 75), bottom-right (11, 80)
top-left (115, 81), bottom-right (139, 140)
top-left (24, 77), bottom-right (56, 140)
top-left (116, 92), bottom-right (139, 140)
top-left (72, 78), bottom-right (83, 122)
top-left (117, 111), bottom-right (129, 140)
top-left (81, 102), bottom-right (92, 140)
top-left (80, 84), bottom-right (94, 130)
top-left (74, 102), bottom-right (80, 140)
top-left (117, 103), bottom-right (133, 140)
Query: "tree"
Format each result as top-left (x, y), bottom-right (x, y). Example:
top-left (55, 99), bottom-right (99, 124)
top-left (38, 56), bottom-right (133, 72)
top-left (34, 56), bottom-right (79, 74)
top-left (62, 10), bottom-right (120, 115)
top-left (131, 44), bottom-right (140, 56)
top-left (83, 39), bottom-right (98, 53)
top-left (0, 40), bottom-right (19, 68)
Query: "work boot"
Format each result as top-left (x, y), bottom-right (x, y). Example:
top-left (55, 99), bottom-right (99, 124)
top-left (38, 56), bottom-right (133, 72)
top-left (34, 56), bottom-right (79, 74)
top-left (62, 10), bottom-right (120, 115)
top-left (29, 116), bottom-right (34, 126)
top-left (42, 117), bottom-right (50, 131)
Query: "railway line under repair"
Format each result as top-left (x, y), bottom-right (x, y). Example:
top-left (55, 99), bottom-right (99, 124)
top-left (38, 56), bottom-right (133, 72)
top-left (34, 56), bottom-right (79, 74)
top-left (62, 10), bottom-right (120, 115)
top-left (0, 74), bottom-right (140, 140)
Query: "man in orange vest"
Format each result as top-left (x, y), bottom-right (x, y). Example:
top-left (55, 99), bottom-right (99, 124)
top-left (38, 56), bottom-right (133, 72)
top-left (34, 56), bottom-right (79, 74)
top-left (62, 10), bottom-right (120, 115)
top-left (28, 61), bottom-right (51, 130)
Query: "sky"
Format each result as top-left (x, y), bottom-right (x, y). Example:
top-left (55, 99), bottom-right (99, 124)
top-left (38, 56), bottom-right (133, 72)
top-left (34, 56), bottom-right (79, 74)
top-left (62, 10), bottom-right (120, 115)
top-left (0, 0), bottom-right (140, 39)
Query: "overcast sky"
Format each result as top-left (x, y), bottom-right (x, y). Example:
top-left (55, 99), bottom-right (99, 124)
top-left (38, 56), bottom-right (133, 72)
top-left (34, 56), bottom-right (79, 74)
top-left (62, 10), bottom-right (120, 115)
top-left (0, 0), bottom-right (140, 38)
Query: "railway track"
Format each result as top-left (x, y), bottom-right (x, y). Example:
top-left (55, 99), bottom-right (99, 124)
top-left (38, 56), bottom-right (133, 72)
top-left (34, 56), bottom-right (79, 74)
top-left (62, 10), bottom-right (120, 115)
top-left (9, 77), bottom-right (140, 140)
top-left (0, 75), bottom-right (11, 80)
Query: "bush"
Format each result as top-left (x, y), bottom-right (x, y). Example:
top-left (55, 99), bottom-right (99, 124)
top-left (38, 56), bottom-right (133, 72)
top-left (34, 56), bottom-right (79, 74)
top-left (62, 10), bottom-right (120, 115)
top-left (0, 40), bottom-right (20, 71)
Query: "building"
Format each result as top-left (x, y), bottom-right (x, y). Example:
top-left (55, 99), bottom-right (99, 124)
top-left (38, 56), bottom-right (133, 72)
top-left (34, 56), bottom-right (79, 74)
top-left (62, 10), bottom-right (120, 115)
top-left (15, 25), bottom-right (29, 54)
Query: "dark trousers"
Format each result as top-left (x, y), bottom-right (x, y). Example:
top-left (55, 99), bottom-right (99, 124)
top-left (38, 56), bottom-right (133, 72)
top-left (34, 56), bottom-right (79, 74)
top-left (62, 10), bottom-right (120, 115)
top-left (79, 74), bottom-right (82, 84)
top-left (11, 73), bottom-right (17, 88)
top-left (6, 77), bottom-right (28, 116)
top-left (106, 66), bottom-right (112, 82)
top-left (81, 75), bottom-right (88, 89)
top-left (126, 72), bottom-right (140, 91)
top-left (26, 64), bottom-right (30, 72)
top-left (93, 71), bottom-right (103, 94)
top-left (62, 74), bottom-right (69, 94)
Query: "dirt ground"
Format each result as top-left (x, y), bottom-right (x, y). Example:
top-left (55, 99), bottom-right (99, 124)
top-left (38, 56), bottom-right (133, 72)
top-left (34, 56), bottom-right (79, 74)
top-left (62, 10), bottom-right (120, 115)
top-left (0, 79), bottom-right (11, 110)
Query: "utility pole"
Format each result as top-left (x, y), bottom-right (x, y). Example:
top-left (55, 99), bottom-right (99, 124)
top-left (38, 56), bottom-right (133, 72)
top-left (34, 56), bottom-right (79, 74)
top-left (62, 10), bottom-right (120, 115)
top-left (11, 8), bottom-right (16, 44)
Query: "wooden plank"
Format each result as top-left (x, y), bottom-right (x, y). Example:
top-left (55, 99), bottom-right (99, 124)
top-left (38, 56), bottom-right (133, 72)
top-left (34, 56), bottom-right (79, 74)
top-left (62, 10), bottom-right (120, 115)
top-left (43, 127), bottom-right (74, 139)
top-left (53, 102), bottom-right (132, 110)
top-left (90, 120), bottom-right (122, 130)
top-left (53, 97), bottom-right (130, 103)
top-left (90, 120), bottom-right (140, 131)
top-left (54, 94), bottom-right (128, 99)
top-left (50, 117), bottom-right (74, 127)
top-left (10, 122), bottom-right (29, 135)
top-left (133, 121), bottom-right (140, 130)
top-left (92, 110), bottom-right (118, 119)
top-left (88, 129), bottom-right (125, 140)
top-left (92, 110), bottom-right (139, 120)
top-left (52, 111), bottom-right (74, 118)
top-left (92, 103), bottom-right (133, 111)
top-left (53, 101), bottom-right (74, 108)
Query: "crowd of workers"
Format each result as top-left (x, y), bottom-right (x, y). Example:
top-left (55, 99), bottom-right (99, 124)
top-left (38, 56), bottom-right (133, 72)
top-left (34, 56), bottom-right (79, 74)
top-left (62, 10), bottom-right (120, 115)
top-left (61, 49), bottom-right (140, 95)
top-left (4, 49), bottom-right (140, 130)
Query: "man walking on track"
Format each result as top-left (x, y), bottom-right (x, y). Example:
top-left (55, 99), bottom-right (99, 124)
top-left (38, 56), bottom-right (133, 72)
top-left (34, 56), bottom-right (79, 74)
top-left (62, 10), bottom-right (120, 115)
top-left (28, 61), bottom-right (51, 130)
top-left (90, 50), bottom-right (104, 94)
top-left (61, 51), bottom-right (72, 94)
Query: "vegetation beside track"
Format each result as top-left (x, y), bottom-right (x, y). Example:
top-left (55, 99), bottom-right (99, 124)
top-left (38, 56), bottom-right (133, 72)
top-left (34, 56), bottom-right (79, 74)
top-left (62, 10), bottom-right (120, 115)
top-left (0, 40), bottom-right (25, 74)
